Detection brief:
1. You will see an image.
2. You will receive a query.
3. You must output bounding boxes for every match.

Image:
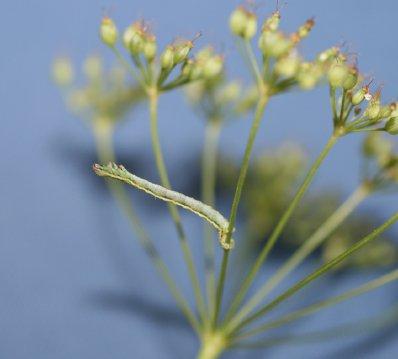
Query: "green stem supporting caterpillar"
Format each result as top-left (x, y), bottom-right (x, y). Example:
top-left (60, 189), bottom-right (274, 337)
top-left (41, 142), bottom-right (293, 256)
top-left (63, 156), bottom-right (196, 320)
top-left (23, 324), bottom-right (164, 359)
top-left (93, 162), bottom-right (235, 251)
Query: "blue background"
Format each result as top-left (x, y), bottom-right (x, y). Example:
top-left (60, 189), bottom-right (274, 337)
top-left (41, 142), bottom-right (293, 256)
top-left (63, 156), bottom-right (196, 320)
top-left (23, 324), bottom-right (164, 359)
top-left (1, 0), bottom-right (397, 358)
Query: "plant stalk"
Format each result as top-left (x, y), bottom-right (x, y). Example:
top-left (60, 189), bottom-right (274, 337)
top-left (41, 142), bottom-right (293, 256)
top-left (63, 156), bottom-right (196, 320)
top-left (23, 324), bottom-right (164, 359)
top-left (213, 93), bottom-right (269, 327)
top-left (229, 182), bottom-right (371, 328)
top-left (232, 211), bottom-right (398, 333)
top-left (224, 134), bottom-right (339, 325)
top-left (201, 119), bottom-right (223, 320)
top-left (93, 120), bottom-right (200, 333)
top-left (148, 88), bottom-right (207, 323)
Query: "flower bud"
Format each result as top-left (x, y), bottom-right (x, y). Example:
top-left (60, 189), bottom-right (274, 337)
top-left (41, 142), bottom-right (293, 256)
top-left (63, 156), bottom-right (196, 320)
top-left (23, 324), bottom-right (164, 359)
top-left (160, 46), bottom-right (174, 70)
top-left (100, 17), bottom-right (118, 47)
top-left (291, 18), bottom-right (315, 43)
top-left (364, 98), bottom-right (381, 120)
top-left (342, 67), bottom-right (358, 90)
top-left (202, 56), bottom-right (224, 79)
top-left (385, 117), bottom-right (398, 135)
top-left (317, 47), bottom-right (339, 63)
top-left (275, 54), bottom-right (300, 77)
top-left (129, 31), bottom-right (144, 55)
top-left (143, 36), bottom-right (157, 62)
top-left (123, 24), bottom-right (135, 49)
top-left (328, 63), bottom-right (349, 88)
top-left (262, 11), bottom-right (281, 32)
top-left (182, 60), bottom-right (202, 80)
top-left (351, 87), bottom-right (366, 105)
top-left (297, 62), bottom-right (321, 90)
top-left (52, 57), bottom-right (74, 86)
top-left (259, 31), bottom-right (292, 58)
top-left (229, 7), bottom-right (257, 39)
top-left (173, 41), bottom-right (193, 64)
top-left (379, 105), bottom-right (392, 119)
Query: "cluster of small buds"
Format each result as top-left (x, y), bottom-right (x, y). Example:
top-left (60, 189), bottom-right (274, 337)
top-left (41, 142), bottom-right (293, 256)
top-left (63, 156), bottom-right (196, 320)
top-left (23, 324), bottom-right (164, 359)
top-left (123, 21), bottom-right (157, 63)
top-left (52, 55), bottom-right (144, 127)
top-left (98, 16), bottom-right (224, 90)
top-left (322, 51), bottom-right (398, 135)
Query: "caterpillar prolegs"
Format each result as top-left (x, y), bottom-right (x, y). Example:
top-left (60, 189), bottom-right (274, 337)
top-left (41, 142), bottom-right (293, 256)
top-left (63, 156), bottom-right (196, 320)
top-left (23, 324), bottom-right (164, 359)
top-left (93, 162), bottom-right (235, 250)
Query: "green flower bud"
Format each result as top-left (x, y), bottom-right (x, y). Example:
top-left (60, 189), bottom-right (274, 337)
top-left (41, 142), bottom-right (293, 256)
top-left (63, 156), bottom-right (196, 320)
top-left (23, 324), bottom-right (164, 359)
top-left (182, 60), bottom-right (202, 80)
top-left (100, 17), bottom-right (118, 47)
top-left (259, 31), bottom-right (292, 58)
top-left (229, 7), bottom-right (257, 39)
top-left (202, 56), bottom-right (224, 79)
top-left (173, 41), bottom-right (193, 64)
top-left (351, 87), bottom-right (366, 105)
top-left (297, 62), bottom-right (321, 90)
top-left (160, 46), bottom-right (174, 70)
top-left (275, 54), bottom-right (300, 77)
top-left (328, 63), bottom-right (349, 88)
top-left (52, 57), bottom-right (74, 86)
top-left (365, 99), bottom-right (381, 120)
top-left (385, 117), bottom-right (398, 135)
top-left (389, 102), bottom-right (398, 117)
top-left (123, 24), bottom-right (135, 49)
top-left (143, 37), bottom-right (157, 63)
top-left (342, 67), bottom-right (358, 90)
top-left (317, 47), bottom-right (339, 63)
top-left (129, 32), bottom-right (144, 55)
top-left (83, 55), bottom-right (102, 80)
top-left (262, 11), bottom-right (280, 32)
top-left (297, 18), bottom-right (315, 39)
top-left (379, 105), bottom-right (392, 119)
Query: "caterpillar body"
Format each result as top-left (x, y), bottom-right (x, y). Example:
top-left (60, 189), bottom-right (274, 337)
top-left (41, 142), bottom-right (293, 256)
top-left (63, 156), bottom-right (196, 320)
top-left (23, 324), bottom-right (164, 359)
top-left (93, 162), bottom-right (235, 250)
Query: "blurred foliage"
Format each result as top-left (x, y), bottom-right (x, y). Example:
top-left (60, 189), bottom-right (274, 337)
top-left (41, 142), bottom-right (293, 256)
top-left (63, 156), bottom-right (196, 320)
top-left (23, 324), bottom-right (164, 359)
top-left (219, 143), bottom-right (398, 270)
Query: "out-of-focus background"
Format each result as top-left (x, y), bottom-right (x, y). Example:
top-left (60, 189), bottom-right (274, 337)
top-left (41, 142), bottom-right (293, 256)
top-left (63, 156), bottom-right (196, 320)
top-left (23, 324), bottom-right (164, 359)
top-left (1, 0), bottom-right (397, 358)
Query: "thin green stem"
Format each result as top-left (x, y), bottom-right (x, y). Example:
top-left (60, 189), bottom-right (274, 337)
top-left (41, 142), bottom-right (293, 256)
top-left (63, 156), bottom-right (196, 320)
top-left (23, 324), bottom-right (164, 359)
top-left (93, 122), bottom-right (200, 333)
top-left (233, 211), bottom-right (398, 333)
top-left (229, 182), bottom-right (371, 328)
top-left (212, 95), bottom-right (269, 328)
top-left (224, 134), bottom-right (339, 326)
top-left (232, 302), bottom-right (398, 348)
top-left (238, 268), bottom-right (398, 340)
top-left (201, 119), bottom-right (223, 320)
top-left (111, 46), bottom-right (146, 89)
top-left (148, 88), bottom-right (207, 324)
top-left (242, 40), bottom-right (263, 88)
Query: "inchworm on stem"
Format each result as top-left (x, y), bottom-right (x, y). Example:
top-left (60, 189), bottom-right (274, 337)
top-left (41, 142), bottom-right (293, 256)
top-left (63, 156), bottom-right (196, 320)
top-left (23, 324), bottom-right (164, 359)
top-left (93, 162), bottom-right (235, 250)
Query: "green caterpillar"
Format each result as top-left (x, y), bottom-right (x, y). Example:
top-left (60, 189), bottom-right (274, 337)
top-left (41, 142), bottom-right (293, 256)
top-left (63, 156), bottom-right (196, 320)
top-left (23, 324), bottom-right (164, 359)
top-left (93, 162), bottom-right (235, 250)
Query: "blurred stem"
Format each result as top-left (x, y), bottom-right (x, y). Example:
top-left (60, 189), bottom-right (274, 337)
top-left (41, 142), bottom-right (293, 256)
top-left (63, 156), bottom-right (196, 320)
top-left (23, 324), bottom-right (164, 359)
top-left (237, 268), bottom-right (398, 340)
top-left (213, 94), bottom-right (269, 328)
top-left (93, 120), bottom-right (200, 333)
top-left (224, 134), bottom-right (339, 326)
top-left (148, 88), bottom-right (207, 324)
top-left (231, 211), bottom-right (398, 334)
top-left (232, 301), bottom-right (398, 348)
top-left (201, 118), bottom-right (223, 321)
top-left (230, 182), bottom-right (372, 328)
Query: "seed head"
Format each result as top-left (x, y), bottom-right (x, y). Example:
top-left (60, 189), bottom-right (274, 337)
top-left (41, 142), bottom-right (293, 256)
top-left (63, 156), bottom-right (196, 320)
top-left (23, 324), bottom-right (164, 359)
top-left (342, 66), bottom-right (359, 90)
top-left (275, 54), bottom-right (301, 77)
top-left (262, 11), bottom-right (281, 33)
top-left (100, 17), bottom-right (118, 47)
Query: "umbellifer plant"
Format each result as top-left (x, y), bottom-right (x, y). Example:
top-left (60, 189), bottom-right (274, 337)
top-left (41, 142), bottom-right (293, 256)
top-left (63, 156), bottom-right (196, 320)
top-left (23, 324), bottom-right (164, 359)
top-left (53, 5), bottom-right (398, 358)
